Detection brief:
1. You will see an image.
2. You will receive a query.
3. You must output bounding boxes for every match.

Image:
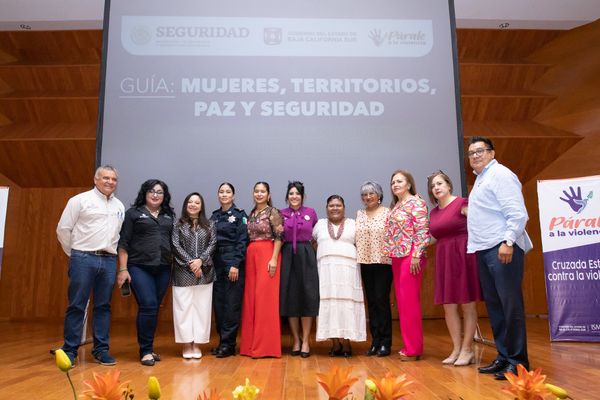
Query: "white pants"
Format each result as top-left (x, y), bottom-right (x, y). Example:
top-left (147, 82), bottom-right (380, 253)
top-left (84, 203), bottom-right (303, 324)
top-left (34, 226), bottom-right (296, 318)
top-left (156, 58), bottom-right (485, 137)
top-left (172, 283), bottom-right (213, 343)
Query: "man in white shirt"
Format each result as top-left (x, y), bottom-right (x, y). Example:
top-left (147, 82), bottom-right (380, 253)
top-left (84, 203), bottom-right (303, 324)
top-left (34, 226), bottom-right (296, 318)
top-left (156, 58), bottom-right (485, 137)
top-left (56, 165), bottom-right (124, 366)
top-left (466, 136), bottom-right (529, 380)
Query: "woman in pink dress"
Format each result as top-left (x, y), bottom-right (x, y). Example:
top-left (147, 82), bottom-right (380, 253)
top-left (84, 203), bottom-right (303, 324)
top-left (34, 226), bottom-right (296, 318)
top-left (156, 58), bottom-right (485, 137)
top-left (428, 171), bottom-right (482, 366)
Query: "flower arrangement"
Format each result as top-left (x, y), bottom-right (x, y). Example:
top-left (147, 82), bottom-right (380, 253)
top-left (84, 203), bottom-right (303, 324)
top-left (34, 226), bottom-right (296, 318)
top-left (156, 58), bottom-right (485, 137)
top-left (503, 364), bottom-right (573, 400)
top-left (316, 366), bottom-right (413, 400)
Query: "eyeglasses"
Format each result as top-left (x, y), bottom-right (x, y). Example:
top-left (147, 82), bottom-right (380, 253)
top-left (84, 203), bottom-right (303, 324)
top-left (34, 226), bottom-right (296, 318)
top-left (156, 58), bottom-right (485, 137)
top-left (467, 148), bottom-right (492, 158)
top-left (148, 190), bottom-right (164, 196)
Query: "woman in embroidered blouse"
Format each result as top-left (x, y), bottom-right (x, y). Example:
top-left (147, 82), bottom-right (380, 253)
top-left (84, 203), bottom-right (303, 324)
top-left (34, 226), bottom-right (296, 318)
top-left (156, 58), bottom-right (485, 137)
top-left (355, 181), bottom-right (393, 357)
top-left (313, 195), bottom-right (366, 357)
top-left (117, 179), bottom-right (175, 366)
top-left (279, 181), bottom-right (319, 358)
top-left (384, 169), bottom-right (430, 361)
top-left (428, 171), bottom-right (481, 366)
top-left (239, 181), bottom-right (284, 358)
top-left (171, 192), bottom-right (217, 359)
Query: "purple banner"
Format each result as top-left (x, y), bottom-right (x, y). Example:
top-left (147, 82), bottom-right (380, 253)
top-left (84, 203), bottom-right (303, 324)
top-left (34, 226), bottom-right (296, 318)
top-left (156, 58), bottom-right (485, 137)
top-left (538, 176), bottom-right (600, 341)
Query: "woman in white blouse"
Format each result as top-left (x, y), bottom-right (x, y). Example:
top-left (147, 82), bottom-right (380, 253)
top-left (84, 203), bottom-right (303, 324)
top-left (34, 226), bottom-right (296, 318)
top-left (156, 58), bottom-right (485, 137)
top-left (313, 195), bottom-right (366, 357)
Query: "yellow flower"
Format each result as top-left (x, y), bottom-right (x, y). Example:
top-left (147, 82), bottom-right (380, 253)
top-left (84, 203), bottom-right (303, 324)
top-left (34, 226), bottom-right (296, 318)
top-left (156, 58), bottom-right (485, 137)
top-left (545, 383), bottom-right (570, 399)
top-left (502, 364), bottom-right (549, 400)
top-left (365, 379), bottom-right (377, 392)
top-left (197, 388), bottom-right (222, 400)
top-left (55, 349), bottom-right (72, 372)
top-left (232, 378), bottom-right (260, 400)
top-left (80, 369), bottom-right (131, 400)
top-left (372, 372), bottom-right (413, 400)
top-left (365, 378), bottom-right (378, 400)
top-left (316, 366), bottom-right (358, 400)
top-left (148, 376), bottom-right (161, 399)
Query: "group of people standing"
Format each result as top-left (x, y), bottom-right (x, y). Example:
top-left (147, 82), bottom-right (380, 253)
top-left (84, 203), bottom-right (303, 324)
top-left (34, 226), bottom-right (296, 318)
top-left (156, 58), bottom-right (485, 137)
top-left (56, 136), bottom-right (530, 381)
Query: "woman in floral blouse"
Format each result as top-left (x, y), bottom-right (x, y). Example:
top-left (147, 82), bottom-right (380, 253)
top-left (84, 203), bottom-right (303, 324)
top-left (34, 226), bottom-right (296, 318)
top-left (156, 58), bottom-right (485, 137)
top-left (384, 170), bottom-right (430, 361)
top-left (239, 181), bottom-right (284, 358)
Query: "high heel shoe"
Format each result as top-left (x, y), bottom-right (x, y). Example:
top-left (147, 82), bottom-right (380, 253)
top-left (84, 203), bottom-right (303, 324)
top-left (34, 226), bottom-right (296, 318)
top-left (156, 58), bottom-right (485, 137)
top-left (399, 350), bottom-right (421, 361)
top-left (291, 340), bottom-right (302, 356)
top-left (442, 352), bottom-right (460, 365)
top-left (454, 351), bottom-right (475, 366)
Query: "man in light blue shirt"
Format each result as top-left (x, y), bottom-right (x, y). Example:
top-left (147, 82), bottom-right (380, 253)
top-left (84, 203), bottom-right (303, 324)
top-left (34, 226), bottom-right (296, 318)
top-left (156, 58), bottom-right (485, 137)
top-left (466, 136), bottom-right (529, 380)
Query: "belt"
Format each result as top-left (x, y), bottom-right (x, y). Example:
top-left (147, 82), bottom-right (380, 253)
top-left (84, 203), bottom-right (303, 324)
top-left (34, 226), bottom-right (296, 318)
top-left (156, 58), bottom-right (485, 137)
top-left (76, 250), bottom-right (116, 257)
top-left (217, 245), bottom-right (235, 253)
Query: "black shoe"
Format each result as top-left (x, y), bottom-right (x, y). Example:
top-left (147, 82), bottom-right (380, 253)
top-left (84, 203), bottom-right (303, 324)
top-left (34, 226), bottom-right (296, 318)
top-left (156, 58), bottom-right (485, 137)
top-left (216, 347), bottom-right (235, 358)
top-left (343, 347), bottom-right (352, 358)
top-left (300, 351), bottom-right (310, 358)
top-left (494, 363), bottom-right (518, 380)
top-left (366, 344), bottom-right (378, 356)
top-left (478, 359), bottom-right (509, 374)
top-left (329, 345), bottom-right (343, 357)
top-left (210, 347), bottom-right (219, 356)
top-left (376, 345), bottom-right (391, 357)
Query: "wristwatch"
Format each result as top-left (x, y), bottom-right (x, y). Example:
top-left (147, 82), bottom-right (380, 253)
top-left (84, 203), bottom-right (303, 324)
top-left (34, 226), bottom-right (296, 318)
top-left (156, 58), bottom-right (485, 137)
top-left (504, 240), bottom-right (514, 247)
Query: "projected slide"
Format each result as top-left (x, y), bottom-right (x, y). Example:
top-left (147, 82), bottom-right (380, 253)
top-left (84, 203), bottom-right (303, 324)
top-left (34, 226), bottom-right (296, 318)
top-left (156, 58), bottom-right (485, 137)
top-left (99, 0), bottom-right (463, 213)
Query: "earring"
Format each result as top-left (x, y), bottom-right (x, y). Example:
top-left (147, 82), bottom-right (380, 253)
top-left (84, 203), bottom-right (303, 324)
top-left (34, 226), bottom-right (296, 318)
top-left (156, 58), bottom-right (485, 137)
top-left (378, 199), bottom-right (381, 204)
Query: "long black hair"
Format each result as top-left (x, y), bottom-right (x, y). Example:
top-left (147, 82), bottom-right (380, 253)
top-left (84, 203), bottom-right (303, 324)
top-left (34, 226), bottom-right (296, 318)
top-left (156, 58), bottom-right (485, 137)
top-left (179, 192), bottom-right (210, 229)
top-left (133, 179), bottom-right (174, 217)
top-left (251, 181), bottom-right (272, 214)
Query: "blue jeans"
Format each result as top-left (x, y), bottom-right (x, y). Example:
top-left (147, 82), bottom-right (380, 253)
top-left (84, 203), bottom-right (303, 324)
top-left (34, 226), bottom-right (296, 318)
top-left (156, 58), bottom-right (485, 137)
top-left (62, 250), bottom-right (116, 358)
top-left (128, 263), bottom-right (171, 358)
top-left (477, 243), bottom-right (528, 368)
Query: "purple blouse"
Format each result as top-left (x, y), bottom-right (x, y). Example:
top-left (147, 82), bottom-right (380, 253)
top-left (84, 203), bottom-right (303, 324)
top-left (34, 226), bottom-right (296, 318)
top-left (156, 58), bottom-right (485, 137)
top-left (281, 206), bottom-right (318, 253)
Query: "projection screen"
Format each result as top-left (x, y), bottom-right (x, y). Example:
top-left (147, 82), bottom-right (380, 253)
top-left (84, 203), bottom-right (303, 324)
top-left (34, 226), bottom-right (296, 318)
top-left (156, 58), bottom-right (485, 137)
top-left (98, 0), bottom-right (464, 214)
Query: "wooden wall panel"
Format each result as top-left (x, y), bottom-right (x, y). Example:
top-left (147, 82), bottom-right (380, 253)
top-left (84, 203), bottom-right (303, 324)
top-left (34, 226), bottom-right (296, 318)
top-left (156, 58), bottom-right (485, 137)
top-left (0, 98), bottom-right (98, 123)
top-left (461, 95), bottom-right (554, 121)
top-left (0, 30), bottom-right (102, 64)
top-left (0, 65), bottom-right (100, 93)
top-left (0, 140), bottom-right (95, 187)
top-left (460, 63), bottom-right (549, 92)
top-left (457, 29), bottom-right (560, 62)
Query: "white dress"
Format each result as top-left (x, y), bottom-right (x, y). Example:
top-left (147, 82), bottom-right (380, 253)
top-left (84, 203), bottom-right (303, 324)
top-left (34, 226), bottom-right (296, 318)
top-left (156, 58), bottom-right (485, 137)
top-left (312, 218), bottom-right (366, 342)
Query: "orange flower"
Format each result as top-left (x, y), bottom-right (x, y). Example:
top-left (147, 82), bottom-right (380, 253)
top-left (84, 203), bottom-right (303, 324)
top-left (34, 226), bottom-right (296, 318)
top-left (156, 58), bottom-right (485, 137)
top-left (372, 372), bottom-right (413, 400)
top-left (80, 369), bottom-right (131, 400)
top-left (197, 388), bottom-right (223, 400)
top-left (316, 366), bottom-right (358, 400)
top-left (502, 364), bottom-right (550, 400)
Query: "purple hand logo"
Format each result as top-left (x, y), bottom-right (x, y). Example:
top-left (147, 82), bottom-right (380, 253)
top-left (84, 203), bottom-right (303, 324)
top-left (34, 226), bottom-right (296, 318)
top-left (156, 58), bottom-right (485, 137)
top-left (559, 186), bottom-right (593, 214)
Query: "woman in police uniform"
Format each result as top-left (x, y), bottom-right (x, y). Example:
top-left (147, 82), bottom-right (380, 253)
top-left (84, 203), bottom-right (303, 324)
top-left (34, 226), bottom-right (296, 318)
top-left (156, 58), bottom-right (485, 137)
top-left (210, 182), bottom-right (249, 357)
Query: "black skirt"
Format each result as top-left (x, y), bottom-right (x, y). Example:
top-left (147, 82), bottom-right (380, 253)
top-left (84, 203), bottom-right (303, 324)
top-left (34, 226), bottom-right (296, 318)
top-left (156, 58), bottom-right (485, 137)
top-left (279, 241), bottom-right (320, 317)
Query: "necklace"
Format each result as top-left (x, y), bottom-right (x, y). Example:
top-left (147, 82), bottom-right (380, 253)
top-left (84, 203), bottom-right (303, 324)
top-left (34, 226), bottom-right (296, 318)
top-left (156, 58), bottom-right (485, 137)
top-left (145, 206), bottom-right (160, 217)
top-left (327, 218), bottom-right (345, 240)
top-left (254, 206), bottom-right (268, 215)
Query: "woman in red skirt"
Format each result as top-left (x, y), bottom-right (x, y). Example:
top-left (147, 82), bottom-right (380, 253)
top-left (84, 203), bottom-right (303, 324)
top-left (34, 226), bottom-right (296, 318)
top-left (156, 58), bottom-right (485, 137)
top-left (239, 181), bottom-right (284, 358)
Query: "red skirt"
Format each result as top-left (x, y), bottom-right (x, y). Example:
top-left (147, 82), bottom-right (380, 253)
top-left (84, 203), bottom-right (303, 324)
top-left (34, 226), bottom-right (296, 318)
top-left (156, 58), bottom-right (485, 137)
top-left (239, 240), bottom-right (282, 358)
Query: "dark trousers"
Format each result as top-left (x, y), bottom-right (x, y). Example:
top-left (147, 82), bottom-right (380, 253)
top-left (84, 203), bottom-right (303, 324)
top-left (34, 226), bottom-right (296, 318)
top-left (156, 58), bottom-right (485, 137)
top-left (62, 250), bottom-right (116, 358)
top-left (213, 251), bottom-right (245, 349)
top-left (360, 263), bottom-right (393, 347)
top-left (477, 244), bottom-right (529, 368)
top-left (128, 263), bottom-right (171, 358)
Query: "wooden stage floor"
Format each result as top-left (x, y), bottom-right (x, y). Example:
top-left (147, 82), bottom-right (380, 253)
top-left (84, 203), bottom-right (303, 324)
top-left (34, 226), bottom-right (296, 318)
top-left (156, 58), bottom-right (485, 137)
top-left (1, 318), bottom-right (598, 399)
